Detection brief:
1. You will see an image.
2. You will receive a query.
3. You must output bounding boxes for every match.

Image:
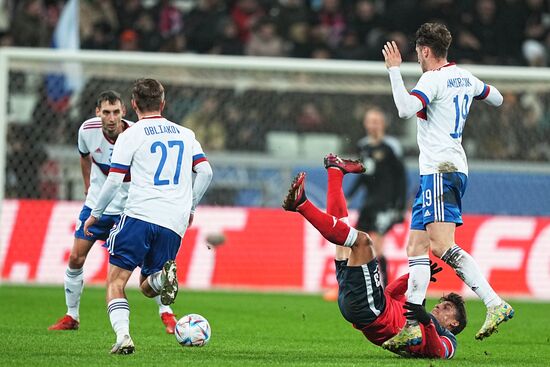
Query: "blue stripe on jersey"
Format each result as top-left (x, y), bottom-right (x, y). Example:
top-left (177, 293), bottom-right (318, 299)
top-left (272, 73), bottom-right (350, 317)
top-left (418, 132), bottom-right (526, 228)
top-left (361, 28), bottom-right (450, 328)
top-left (192, 153), bottom-right (206, 161)
top-left (92, 159), bottom-right (110, 175)
top-left (111, 163), bottom-right (130, 171)
top-left (411, 89), bottom-right (430, 106)
top-left (474, 84), bottom-right (489, 100)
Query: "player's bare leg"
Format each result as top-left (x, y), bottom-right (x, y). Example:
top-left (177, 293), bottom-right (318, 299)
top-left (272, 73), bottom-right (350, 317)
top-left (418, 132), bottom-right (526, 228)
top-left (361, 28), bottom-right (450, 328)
top-left (430, 225), bottom-right (514, 340)
top-left (139, 274), bottom-right (178, 334)
top-left (381, 230), bottom-right (429, 351)
top-left (48, 238), bottom-right (94, 331)
top-left (106, 264), bottom-right (135, 355)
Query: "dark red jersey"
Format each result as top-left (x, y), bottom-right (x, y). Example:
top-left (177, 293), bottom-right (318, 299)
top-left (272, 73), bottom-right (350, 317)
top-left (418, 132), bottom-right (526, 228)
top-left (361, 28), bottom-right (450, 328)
top-left (354, 274), bottom-right (457, 359)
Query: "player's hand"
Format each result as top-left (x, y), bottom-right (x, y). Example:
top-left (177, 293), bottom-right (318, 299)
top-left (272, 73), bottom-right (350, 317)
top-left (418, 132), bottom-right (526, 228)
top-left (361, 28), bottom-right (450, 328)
top-left (403, 301), bottom-right (431, 326)
top-left (382, 41), bottom-right (402, 69)
top-left (430, 261), bottom-right (443, 282)
top-left (188, 212), bottom-right (194, 227)
top-left (83, 215), bottom-right (98, 237)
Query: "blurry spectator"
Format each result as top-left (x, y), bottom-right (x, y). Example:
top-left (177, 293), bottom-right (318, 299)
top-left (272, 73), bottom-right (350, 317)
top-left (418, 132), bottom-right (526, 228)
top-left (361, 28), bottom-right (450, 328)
top-left (182, 97), bottom-right (226, 151)
top-left (308, 22), bottom-right (333, 56)
top-left (524, 0), bottom-right (550, 43)
top-left (0, 31), bottom-right (13, 46)
top-left (82, 22), bottom-right (117, 50)
top-left (115, 0), bottom-right (143, 32)
top-left (384, 31), bottom-right (412, 61)
top-left (10, 0), bottom-right (50, 47)
top-left (224, 104), bottom-right (266, 151)
top-left (523, 39), bottom-right (547, 66)
top-left (159, 33), bottom-right (187, 52)
top-left (135, 12), bottom-right (163, 52)
top-left (468, 0), bottom-right (506, 65)
top-left (246, 18), bottom-right (286, 57)
top-left (349, 0), bottom-right (384, 57)
top-left (297, 102), bottom-right (324, 132)
top-left (185, 0), bottom-right (226, 53)
top-left (6, 124), bottom-right (48, 199)
top-left (311, 45), bottom-right (332, 59)
top-left (211, 18), bottom-right (244, 55)
top-left (80, 0), bottom-right (118, 44)
top-left (522, 0), bottom-right (550, 66)
top-left (312, 0), bottom-right (346, 48)
top-left (272, 0), bottom-right (310, 39)
top-left (287, 22), bottom-right (312, 58)
top-left (155, 0), bottom-right (183, 39)
top-left (119, 29), bottom-right (139, 51)
top-left (497, 0), bottom-right (526, 65)
top-left (0, 0), bottom-right (11, 34)
top-left (335, 30), bottom-right (367, 60)
top-left (231, 0), bottom-right (265, 42)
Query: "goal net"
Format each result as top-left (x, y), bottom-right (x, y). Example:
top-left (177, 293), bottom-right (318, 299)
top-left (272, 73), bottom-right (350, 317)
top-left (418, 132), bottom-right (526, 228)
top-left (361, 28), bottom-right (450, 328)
top-left (1, 47), bottom-right (550, 207)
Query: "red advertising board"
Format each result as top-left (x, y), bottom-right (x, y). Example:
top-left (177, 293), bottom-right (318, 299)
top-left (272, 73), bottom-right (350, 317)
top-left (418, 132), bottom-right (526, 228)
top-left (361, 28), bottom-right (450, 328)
top-left (1, 200), bottom-right (549, 299)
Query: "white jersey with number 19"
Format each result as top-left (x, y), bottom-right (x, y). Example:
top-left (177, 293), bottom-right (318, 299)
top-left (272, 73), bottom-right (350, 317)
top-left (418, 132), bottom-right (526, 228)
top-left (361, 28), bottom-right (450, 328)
top-left (409, 62), bottom-right (490, 176)
top-left (109, 116), bottom-right (207, 237)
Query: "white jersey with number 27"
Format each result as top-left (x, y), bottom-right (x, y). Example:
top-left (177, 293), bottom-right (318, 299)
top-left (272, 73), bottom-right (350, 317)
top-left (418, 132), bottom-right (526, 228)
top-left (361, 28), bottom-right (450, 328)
top-left (409, 62), bottom-right (490, 176)
top-left (109, 115), bottom-right (207, 237)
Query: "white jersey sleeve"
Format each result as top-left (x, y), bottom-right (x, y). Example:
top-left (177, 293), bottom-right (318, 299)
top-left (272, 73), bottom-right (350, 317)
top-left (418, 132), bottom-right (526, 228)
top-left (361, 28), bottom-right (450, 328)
top-left (411, 71), bottom-right (440, 111)
top-left (77, 126), bottom-right (90, 156)
top-left (109, 127), bottom-right (138, 175)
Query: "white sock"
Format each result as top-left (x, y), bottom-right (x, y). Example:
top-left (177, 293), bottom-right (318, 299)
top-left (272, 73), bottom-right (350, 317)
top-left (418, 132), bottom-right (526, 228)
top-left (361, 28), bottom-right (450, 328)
top-left (148, 271), bottom-right (163, 294)
top-left (64, 267), bottom-right (84, 320)
top-left (406, 255), bottom-right (431, 305)
top-left (107, 298), bottom-right (130, 343)
top-left (154, 295), bottom-right (173, 314)
top-left (442, 244), bottom-right (502, 308)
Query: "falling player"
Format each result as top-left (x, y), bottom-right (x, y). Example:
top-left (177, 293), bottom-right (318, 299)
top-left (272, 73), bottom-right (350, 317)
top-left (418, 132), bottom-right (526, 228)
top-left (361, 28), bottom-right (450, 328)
top-left (283, 154), bottom-right (466, 359)
top-left (84, 79), bottom-right (213, 354)
top-left (48, 91), bottom-right (179, 334)
top-left (380, 22), bottom-right (513, 351)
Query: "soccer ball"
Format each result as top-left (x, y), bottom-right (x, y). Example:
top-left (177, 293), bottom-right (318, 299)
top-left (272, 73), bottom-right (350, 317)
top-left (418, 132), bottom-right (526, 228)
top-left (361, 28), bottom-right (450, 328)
top-left (175, 314), bottom-right (211, 347)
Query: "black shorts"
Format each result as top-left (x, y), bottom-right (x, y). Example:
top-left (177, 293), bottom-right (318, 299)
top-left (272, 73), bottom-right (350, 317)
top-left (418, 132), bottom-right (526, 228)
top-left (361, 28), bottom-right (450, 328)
top-left (336, 259), bottom-right (386, 328)
top-left (356, 208), bottom-right (398, 235)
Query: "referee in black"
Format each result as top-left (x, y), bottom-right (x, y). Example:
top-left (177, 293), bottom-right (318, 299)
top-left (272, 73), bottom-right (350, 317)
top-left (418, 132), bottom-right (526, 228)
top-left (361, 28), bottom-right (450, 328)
top-left (348, 106), bottom-right (407, 287)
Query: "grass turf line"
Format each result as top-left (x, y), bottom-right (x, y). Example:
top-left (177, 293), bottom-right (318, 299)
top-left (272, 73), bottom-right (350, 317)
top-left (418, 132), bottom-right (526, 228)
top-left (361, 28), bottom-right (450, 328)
top-left (0, 285), bottom-right (548, 366)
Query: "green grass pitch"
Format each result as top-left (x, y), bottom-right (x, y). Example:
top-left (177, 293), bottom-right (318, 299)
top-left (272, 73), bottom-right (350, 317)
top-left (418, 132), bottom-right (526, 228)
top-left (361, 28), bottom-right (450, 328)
top-left (0, 285), bottom-right (548, 366)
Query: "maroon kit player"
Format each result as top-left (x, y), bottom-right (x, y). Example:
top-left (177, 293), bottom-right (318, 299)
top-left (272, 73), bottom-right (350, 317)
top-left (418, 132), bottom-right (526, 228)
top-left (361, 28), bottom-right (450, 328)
top-left (283, 154), bottom-right (466, 359)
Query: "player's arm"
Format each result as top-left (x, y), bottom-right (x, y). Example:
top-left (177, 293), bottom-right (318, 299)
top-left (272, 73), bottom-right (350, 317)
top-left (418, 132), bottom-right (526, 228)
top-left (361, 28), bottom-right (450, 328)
top-left (405, 305), bottom-right (456, 359)
top-left (423, 323), bottom-right (456, 359)
top-left (77, 128), bottom-right (91, 195)
top-left (80, 155), bottom-right (91, 195)
top-left (382, 41), bottom-right (425, 119)
top-left (190, 140), bottom-right (213, 224)
top-left (385, 273), bottom-right (409, 302)
top-left (474, 79), bottom-right (503, 106)
top-left (84, 132), bottom-right (134, 234)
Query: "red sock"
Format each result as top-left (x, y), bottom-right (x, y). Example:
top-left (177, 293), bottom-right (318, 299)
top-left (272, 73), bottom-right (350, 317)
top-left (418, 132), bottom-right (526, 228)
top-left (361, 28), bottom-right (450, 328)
top-left (298, 200), bottom-right (351, 245)
top-left (326, 168), bottom-right (348, 219)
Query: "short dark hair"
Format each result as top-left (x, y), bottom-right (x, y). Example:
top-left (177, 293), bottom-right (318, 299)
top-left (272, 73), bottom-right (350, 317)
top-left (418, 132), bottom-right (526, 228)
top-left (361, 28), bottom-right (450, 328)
top-left (95, 90), bottom-right (123, 108)
top-left (441, 292), bottom-right (467, 335)
top-left (415, 22), bottom-right (452, 59)
top-left (131, 78), bottom-right (164, 113)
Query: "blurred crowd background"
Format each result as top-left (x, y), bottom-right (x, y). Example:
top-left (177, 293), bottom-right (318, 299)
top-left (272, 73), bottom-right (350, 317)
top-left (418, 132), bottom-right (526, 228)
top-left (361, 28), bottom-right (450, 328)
top-left (2, 0), bottom-right (550, 65)
top-left (1, 0), bottom-right (550, 202)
